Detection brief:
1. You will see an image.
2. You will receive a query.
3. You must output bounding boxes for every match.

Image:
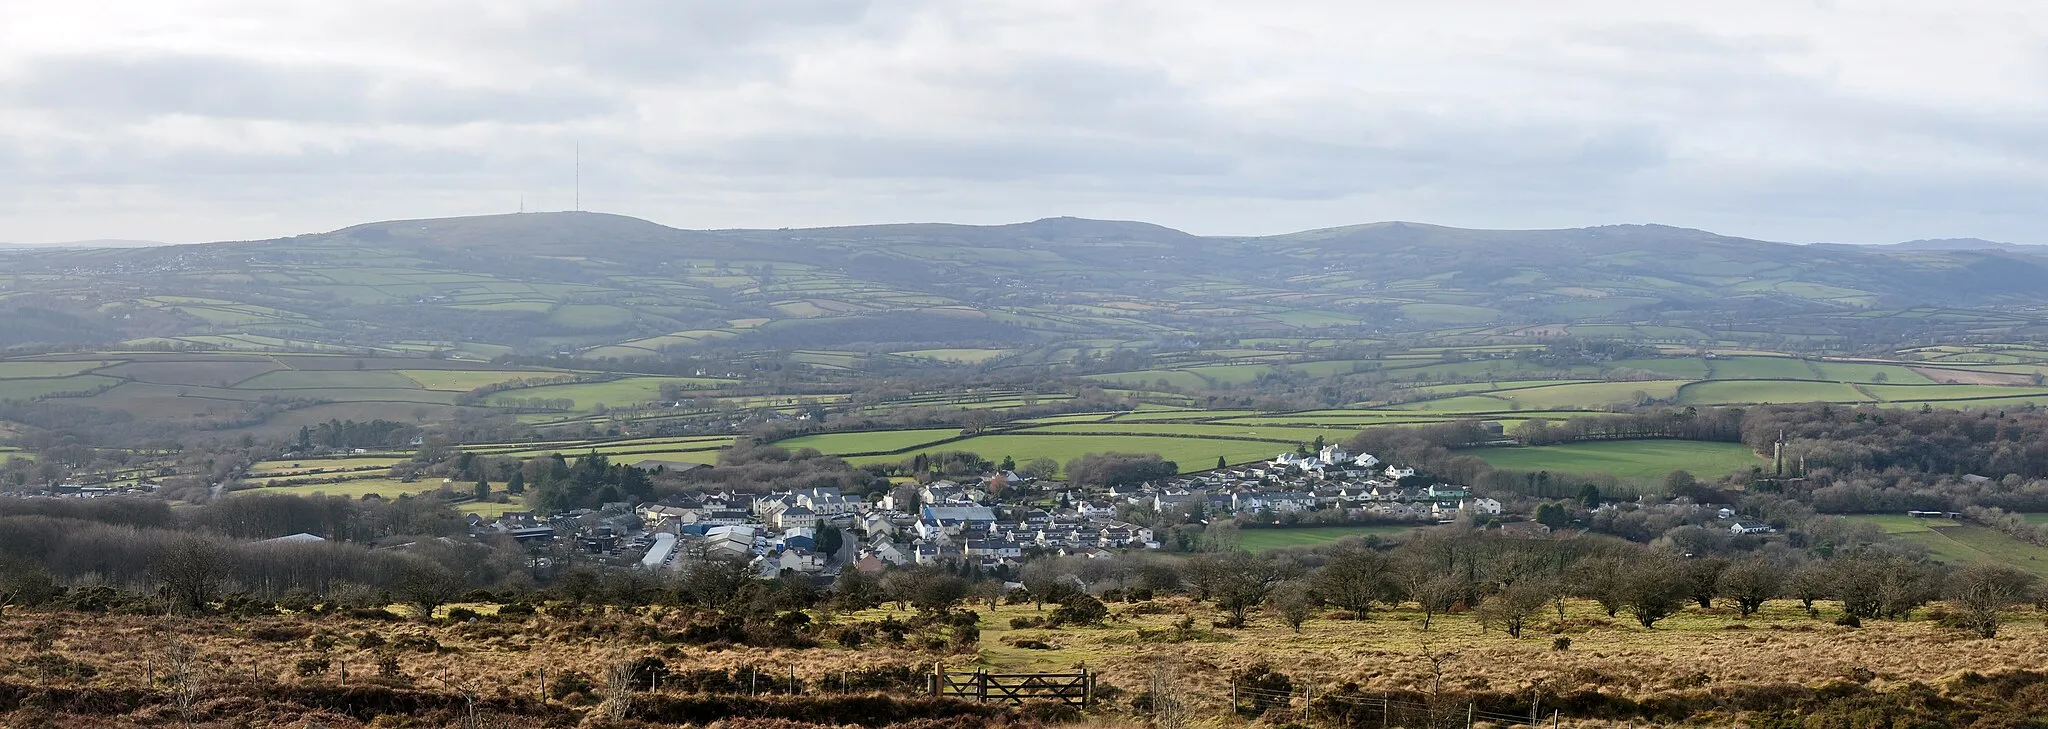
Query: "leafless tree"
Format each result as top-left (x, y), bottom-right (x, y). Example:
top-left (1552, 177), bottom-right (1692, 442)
top-left (1268, 580), bottom-right (1317, 632)
top-left (1411, 574), bottom-right (1465, 630)
top-left (601, 652), bottom-right (637, 721)
top-left (1313, 544), bottom-right (1397, 619)
top-left (152, 536), bottom-right (227, 613)
top-left (1947, 563), bottom-right (2037, 638)
top-left (1718, 557), bottom-right (1784, 617)
top-left (1476, 580), bottom-right (1552, 638)
top-left (1148, 660), bottom-right (1192, 729)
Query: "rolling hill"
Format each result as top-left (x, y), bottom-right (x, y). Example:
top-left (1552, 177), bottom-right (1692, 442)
top-left (7, 212), bottom-right (2048, 356)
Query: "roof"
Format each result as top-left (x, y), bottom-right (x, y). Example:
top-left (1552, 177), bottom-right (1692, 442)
top-left (263, 532), bottom-right (327, 543)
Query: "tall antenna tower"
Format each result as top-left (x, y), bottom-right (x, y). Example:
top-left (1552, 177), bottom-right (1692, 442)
top-left (574, 142), bottom-right (582, 212)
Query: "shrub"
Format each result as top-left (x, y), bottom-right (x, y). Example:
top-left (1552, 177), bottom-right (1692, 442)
top-left (549, 670), bottom-right (596, 701)
top-left (1008, 616), bottom-right (1046, 629)
top-left (836, 627), bottom-right (865, 648)
top-left (354, 632), bottom-right (387, 650)
top-left (391, 634), bottom-right (440, 653)
top-left (496, 602), bottom-right (535, 617)
top-left (249, 624), bottom-right (311, 643)
top-left (12, 653), bottom-right (97, 682)
top-left (1232, 662), bottom-right (1293, 716)
top-left (1049, 594), bottom-right (1108, 627)
top-left (295, 657), bottom-right (332, 677)
top-left (445, 607), bottom-right (482, 622)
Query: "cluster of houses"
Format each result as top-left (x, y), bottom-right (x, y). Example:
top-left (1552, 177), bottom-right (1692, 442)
top-left (1095, 445), bottom-right (1503, 522)
top-left (466, 445), bottom-right (1512, 580)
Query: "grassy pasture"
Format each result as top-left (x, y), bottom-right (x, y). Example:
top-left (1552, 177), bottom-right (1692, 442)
top-left (96, 358), bottom-right (283, 386)
top-left (1811, 362), bottom-right (1934, 385)
top-left (0, 375), bottom-right (119, 400)
top-left (481, 377), bottom-right (700, 410)
top-left (1465, 440), bottom-right (1761, 481)
top-left (232, 478), bottom-right (447, 500)
top-left (772, 429), bottom-right (962, 455)
top-left (1493, 380), bottom-right (1686, 409)
top-left (236, 370), bottom-right (422, 389)
top-left (894, 348), bottom-right (1011, 363)
top-left (1605, 357), bottom-right (1709, 379)
top-left (1024, 422), bottom-right (1357, 444)
top-left (1708, 356), bottom-right (1817, 379)
top-left (1677, 380), bottom-right (1871, 405)
top-left (1844, 515), bottom-right (2048, 577)
top-left (1108, 409), bottom-right (1256, 422)
top-left (247, 457), bottom-right (403, 478)
top-left (1382, 395), bottom-right (1513, 413)
top-left (1863, 384), bottom-right (2048, 401)
top-left (1237, 525), bottom-right (1418, 552)
top-left (0, 360), bottom-right (114, 379)
top-left (1085, 370), bottom-right (1209, 390)
top-left (399, 369), bottom-right (539, 391)
top-left (851, 433), bottom-right (1285, 473)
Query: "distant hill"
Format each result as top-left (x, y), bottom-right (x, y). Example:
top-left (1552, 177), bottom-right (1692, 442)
top-left (1871, 238), bottom-right (2046, 253)
top-left (0, 239), bottom-right (170, 249)
top-left (5, 211), bottom-right (2048, 354)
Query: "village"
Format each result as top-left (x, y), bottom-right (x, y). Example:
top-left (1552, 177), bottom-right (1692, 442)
top-left (463, 444), bottom-right (1529, 580)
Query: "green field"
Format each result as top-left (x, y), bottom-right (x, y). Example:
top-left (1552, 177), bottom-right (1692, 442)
top-left (1844, 515), bottom-right (2048, 577)
top-left (1465, 440), bottom-right (1762, 481)
top-left (850, 434), bottom-right (1286, 474)
top-left (0, 361), bottom-right (112, 379)
top-left (231, 478), bottom-right (446, 500)
top-left (1495, 380), bottom-right (1687, 409)
top-left (1707, 356), bottom-right (1817, 379)
top-left (482, 377), bottom-right (712, 410)
top-left (247, 457), bottom-right (404, 478)
top-left (235, 370), bottom-right (422, 389)
top-left (894, 348), bottom-right (1011, 363)
top-left (399, 369), bottom-right (542, 391)
top-left (1025, 422), bottom-right (1356, 444)
top-left (1677, 380), bottom-right (1871, 405)
top-left (773, 429), bottom-right (963, 455)
top-left (1238, 525), bottom-right (1419, 552)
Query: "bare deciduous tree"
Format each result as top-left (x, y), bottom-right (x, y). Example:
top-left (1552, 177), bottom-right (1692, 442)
top-left (1947, 563), bottom-right (2037, 639)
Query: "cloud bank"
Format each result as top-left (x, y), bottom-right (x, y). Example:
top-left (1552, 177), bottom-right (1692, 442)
top-left (2, 0), bottom-right (2044, 243)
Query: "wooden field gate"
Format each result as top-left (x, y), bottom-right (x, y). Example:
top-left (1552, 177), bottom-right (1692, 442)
top-left (930, 665), bottom-right (1093, 707)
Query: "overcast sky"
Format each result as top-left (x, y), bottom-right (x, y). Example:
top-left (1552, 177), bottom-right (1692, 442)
top-left (3, 1), bottom-right (2044, 244)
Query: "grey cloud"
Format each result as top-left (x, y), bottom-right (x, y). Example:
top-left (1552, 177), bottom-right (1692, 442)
top-left (0, 51), bottom-right (615, 124)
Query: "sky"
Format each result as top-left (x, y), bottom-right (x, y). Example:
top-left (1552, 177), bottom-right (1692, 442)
top-left (2, 1), bottom-right (2045, 245)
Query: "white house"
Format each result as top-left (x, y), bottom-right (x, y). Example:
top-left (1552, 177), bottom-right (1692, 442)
top-left (1384, 466), bottom-right (1417, 480)
top-left (1461, 497), bottom-right (1504, 515)
top-left (1352, 453), bottom-right (1382, 469)
top-left (1318, 445), bottom-right (1350, 465)
top-left (1729, 522), bottom-right (1773, 535)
